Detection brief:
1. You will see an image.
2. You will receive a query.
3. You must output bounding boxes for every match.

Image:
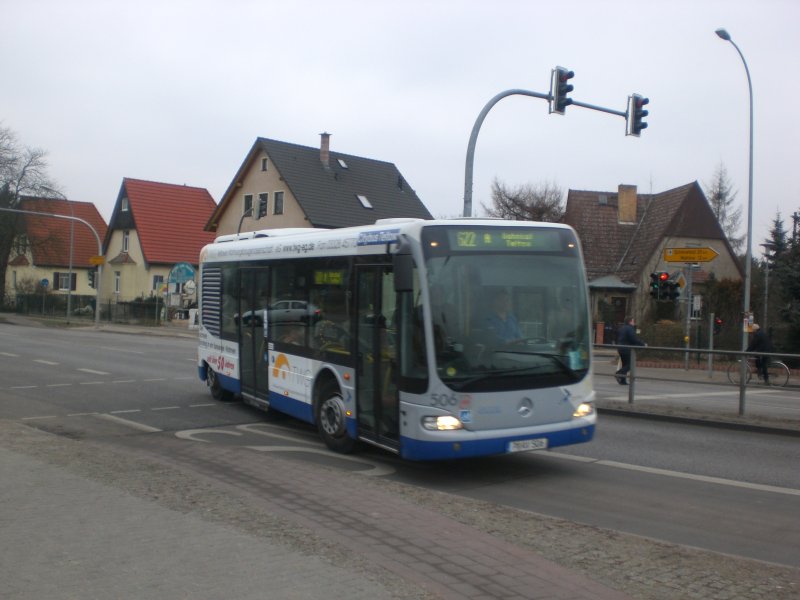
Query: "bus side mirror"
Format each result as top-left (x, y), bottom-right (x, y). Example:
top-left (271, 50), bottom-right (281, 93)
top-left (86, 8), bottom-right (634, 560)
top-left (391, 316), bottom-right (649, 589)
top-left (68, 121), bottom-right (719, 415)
top-left (393, 242), bottom-right (413, 292)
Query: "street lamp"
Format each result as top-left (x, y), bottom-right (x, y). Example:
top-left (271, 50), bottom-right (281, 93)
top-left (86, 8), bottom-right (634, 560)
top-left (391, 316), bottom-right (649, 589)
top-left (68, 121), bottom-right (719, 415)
top-left (715, 28), bottom-right (754, 349)
top-left (716, 28), bottom-right (754, 415)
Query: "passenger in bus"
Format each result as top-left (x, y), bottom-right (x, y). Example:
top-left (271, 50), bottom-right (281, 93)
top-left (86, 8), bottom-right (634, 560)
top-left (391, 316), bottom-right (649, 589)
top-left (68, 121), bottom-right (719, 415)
top-left (279, 325), bottom-right (304, 345)
top-left (485, 289), bottom-right (524, 344)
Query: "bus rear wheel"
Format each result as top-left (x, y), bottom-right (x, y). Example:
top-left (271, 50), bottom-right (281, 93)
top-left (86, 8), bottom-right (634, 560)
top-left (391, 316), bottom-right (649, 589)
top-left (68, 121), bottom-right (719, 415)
top-left (316, 384), bottom-right (356, 453)
top-left (207, 368), bottom-right (234, 402)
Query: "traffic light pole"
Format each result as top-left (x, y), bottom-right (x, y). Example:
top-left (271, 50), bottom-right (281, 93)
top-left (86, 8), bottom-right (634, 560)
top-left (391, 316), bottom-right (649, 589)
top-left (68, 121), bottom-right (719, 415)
top-left (463, 89), bottom-right (549, 218)
top-left (0, 206), bottom-right (103, 329)
top-left (683, 265), bottom-right (693, 370)
top-left (462, 76), bottom-right (643, 217)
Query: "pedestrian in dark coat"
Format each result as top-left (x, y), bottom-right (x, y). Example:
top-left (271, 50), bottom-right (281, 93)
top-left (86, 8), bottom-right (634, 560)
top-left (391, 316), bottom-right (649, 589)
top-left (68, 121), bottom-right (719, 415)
top-left (746, 324), bottom-right (774, 384)
top-left (616, 316), bottom-right (646, 385)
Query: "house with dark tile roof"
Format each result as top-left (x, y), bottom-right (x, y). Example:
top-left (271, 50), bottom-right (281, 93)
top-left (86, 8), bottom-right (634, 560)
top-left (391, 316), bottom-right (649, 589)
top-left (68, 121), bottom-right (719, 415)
top-left (563, 182), bottom-right (742, 338)
top-left (206, 133), bottom-right (432, 235)
top-left (103, 178), bottom-right (216, 304)
top-left (5, 197), bottom-right (107, 302)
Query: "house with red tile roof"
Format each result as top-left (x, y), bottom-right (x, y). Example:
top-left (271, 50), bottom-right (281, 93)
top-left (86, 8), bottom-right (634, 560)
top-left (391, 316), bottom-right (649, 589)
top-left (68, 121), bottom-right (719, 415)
top-left (103, 178), bottom-right (216, 303)
top-left (562, 182), bottom-right (742, 339)
top-left (206, 133), bottom-right (432, 235)
top-left (5, 197), bottom-right (107, 304)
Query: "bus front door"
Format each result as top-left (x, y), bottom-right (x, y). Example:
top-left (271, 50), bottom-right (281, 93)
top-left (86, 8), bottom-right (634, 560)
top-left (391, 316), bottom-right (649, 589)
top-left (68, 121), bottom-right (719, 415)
top-left (239, 267), bottom-right (270, 401)
top-left (355, 264), bottom-right (399, 448)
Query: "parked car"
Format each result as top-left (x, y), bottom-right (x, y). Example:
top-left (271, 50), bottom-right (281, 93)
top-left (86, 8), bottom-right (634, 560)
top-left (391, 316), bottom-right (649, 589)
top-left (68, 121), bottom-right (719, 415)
top-left (235, 301), bottom-right (321, 327)
top-left (268, 300), bottom-right (321, 323)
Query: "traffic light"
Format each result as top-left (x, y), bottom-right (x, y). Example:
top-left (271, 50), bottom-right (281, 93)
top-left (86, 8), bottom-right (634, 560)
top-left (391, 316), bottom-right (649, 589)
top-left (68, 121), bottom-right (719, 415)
top-left (549, 66), bottom-right (574, 115)
top-left (626, 94), bottom-right (649, 136)
top-left (666, 280), bottom-right (680, 301)
top-left (256, 195), bottom-right (268, 219)
top-left (657, 272), bottom-right (669, 300)
top-left (88, 268), bottom-right (96, 289)
top-left (714, 317), bottom-right (723, 334)
top-left (649, 272), bottom-right (660, 298)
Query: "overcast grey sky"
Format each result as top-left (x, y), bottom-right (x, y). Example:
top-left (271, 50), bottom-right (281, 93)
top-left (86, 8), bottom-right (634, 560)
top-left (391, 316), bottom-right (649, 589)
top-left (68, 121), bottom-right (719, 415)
top-left (3, 0), bottom-right (798, 252)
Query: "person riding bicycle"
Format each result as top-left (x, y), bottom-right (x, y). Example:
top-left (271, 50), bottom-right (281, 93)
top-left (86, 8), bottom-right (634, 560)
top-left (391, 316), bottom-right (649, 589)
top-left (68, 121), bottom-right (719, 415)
top-left (746, 324), bottom-right (774, 384)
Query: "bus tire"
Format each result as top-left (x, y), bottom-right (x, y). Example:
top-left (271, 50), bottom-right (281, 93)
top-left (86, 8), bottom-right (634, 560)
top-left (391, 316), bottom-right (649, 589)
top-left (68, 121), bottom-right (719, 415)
top-left (316, 383), bottom-right (356, 454)
top-left (208, 368), bottom-right (234, 402)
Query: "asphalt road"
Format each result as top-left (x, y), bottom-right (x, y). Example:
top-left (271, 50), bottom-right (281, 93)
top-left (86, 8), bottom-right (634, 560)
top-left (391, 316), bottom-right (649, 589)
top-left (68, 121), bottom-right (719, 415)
top-left (1, 321), bottom-right (797, 568)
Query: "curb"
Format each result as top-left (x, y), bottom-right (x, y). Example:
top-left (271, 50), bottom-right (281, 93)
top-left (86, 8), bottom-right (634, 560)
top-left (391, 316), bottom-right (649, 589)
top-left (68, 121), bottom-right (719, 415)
top-left (597, 406), bottom-right (800, 437)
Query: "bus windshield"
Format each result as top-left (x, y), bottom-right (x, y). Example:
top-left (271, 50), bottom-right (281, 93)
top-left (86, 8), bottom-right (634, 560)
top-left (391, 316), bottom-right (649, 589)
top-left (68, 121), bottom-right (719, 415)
top-left (422, 225), bottom-right (590, 393)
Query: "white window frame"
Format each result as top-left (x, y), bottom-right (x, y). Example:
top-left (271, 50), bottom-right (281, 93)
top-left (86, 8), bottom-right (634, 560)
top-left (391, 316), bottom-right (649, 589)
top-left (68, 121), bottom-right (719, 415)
top-left (122, 230), bottom-right (130, 253)
top-left (114, 271), bottom-right (121, 295)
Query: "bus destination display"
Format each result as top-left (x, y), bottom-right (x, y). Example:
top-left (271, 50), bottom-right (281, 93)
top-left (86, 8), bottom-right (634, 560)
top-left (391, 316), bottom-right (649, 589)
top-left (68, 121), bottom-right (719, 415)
top-left (448, 228), bottom-right (561, 252)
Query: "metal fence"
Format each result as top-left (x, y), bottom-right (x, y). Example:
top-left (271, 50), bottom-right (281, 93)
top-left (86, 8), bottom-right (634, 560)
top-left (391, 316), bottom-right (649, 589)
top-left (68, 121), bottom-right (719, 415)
top-left (12, 294), bottom-right (166, 325)
top-left (595, 343), bottom-right (799, 416)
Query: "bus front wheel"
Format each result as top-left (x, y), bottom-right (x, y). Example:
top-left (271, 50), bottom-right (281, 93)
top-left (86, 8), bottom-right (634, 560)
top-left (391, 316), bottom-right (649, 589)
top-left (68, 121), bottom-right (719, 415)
top-left (207, 368), bottom-right (234, 402)
top-left (316, 384), bottom-right (356, 453)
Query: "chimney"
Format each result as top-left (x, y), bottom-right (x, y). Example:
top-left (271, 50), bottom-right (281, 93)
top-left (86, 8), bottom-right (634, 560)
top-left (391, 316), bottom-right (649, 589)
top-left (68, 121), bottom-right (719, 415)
top-left (320, 132), bottom-right (331, 169)
top-left (618, 184), bottom-right (637, 224)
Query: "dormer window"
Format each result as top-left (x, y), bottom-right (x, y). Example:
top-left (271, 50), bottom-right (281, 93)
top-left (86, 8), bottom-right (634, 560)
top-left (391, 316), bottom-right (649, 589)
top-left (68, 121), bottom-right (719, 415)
top-left (356, 194), bottom-right (373, 209)
top-left (121, 197), bottom-right (129, 212)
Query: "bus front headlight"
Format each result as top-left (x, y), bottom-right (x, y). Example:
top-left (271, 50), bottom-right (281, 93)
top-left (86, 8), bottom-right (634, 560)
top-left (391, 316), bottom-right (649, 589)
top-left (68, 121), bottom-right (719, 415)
top-left (572, 402), bottom-right (595, 418)
top-left (422, 415), bottom-right (463, 431)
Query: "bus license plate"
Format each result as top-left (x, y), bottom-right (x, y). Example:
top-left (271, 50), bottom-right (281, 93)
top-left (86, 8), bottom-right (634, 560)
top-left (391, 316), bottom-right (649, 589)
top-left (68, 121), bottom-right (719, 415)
top-left (508, 438), bottom-right (548, 453)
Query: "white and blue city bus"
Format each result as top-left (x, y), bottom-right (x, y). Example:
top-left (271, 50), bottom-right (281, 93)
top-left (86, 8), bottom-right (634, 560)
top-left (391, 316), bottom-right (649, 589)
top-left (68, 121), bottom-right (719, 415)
top-left (197, 219), bottom-right (595, 460)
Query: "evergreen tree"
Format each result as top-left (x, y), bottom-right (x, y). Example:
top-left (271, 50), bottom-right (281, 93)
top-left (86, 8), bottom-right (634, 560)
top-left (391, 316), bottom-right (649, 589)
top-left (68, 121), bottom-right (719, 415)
top-left (772, 209), bottom-right (800, 350)
top-left (704, 163), bottom-right (744, 255)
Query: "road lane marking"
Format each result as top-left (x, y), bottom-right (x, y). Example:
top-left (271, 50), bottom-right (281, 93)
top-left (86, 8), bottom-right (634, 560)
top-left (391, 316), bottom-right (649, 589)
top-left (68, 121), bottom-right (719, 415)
top-left (94, 413), bottom-right (162, 432)
top-left (34, 359), bottom-right (59, 365)
top-left (547, 451), bottom-right (800, 497)
top-left (0, 352), bottom-right (19, 357)
top-left (144, 378), bottom-right (166, 382)
top-left (189, 403), bottom-right (216, 408)
top-left (101, 346), bottom-right (143, 354)
top-left (110, 409), bottom-right (141, 414)
top-left (78, 368), bottom-right (110, 375)
top-left (112, 380), bottom-right (136, 384)
top-left (151, 406), bottom-right (180, 411)
top-left (10, 385), bottom-right (37, 389)
top-left (46, 383), bottom-right (71, 388)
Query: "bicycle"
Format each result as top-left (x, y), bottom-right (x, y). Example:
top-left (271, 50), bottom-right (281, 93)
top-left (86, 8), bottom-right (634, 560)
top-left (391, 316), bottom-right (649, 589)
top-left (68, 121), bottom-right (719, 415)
top-left (726, 357), bottom-right (790, 387)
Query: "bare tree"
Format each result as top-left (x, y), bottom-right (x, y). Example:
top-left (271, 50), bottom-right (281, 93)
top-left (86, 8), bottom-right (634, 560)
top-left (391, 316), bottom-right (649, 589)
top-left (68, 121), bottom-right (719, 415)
top-left (481, 178), bottom-right (565, 222)
top-left (0, 125), bottom-right (59, 305)
top-left (704, 163), bottom-right (744, 255)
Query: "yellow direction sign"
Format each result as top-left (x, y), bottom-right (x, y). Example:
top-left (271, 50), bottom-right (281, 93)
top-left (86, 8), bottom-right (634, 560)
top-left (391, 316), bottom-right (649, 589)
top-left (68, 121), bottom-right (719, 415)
top-left (89, 255), bottom-right (106, 265)
top-left (663, 247), bottom-right (719, 263)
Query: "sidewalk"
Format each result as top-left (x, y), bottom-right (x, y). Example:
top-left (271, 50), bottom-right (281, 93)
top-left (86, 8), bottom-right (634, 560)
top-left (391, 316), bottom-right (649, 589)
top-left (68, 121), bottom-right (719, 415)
top-left (592, 349), bottom-right (800, 434)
